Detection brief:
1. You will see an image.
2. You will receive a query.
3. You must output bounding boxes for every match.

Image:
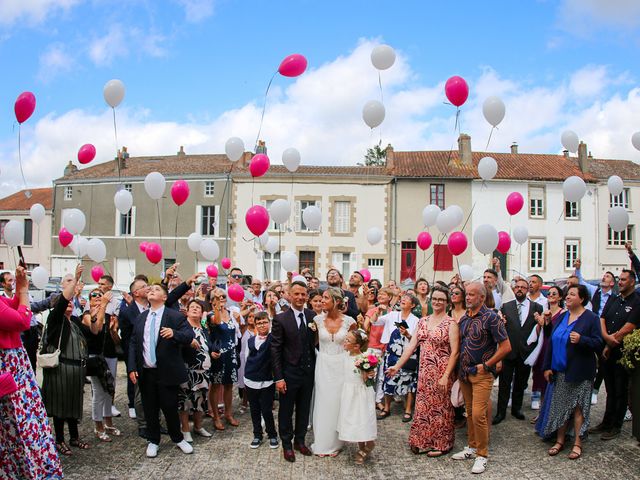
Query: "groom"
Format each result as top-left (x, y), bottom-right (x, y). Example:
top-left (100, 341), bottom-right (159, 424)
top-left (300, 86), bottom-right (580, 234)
top-left (271, 281), bottom-right (317, 462)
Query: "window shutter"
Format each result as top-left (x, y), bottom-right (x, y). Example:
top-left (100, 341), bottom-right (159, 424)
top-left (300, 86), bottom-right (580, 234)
top-left (214, 205), bottom-right (220, 237)
top-left (294, 201), bottom-right (301, 232)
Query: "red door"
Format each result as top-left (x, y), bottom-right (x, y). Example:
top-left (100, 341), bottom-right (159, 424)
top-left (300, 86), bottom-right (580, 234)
top-left (400, 241), bottom-right (417, 281)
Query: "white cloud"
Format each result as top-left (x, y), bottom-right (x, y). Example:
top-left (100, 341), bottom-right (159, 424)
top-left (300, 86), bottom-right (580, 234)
top-left (37, 42), bottom-right (74, 82)
top-left (0, 0), bottom-right (82, 26)
top-left (174, 0), bottom-right (215, 23)
top-left (88, 25), bottom-right (167, 66)
top-left (558, 0), bottom-right (640, 33)
top-left (3, 40), bottom-right (640, 195)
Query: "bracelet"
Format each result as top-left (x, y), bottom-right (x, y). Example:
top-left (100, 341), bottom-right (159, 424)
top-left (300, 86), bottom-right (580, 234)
top-left (482, 362), bottom-right (496, 375)
top-left (91, 316), bottom-right (98, 324)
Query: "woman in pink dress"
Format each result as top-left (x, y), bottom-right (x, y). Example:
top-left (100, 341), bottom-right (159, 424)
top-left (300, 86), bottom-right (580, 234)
top-left (386, 287), bottom-right (460, 455)
top-left (0, 266), bottom-right (62, 479)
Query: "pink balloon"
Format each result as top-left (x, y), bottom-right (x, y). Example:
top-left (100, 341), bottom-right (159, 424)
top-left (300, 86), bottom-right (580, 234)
top-left (58, 227), bottom-right (74, 248)
top-left (139, 241), bottom-right (149, 253)
top-left (278, 54), bottom-right (308, 77)
top-left (77, 144), bottom-right (96, 164)
top-left (249, 154), bottom-right (270, 177)
top-left (445, 76), bottom-right (469, 107)
top-left (14, 92), bottom-right (36, 124)
top-left (91, 265), bottom-right (105, 283)
top-left (221, 258), bottom-right (231, 270)
top-left (245, 205), bottom-right (270, 236)
top-left (506, 192), bottom-right (524, 216)
top-left (228, 283), bottom-right (245, 302)
top-left (206, 264), bottom-right (218, 278)
top-left (145, 243), bottom-right (163, 264)
top-left (170, 180), bottom-right (190, 206)
top-left (447, 231), bottom-right (468, 256)
top-left (417, 231), bottom-right (433, 251)
top-left (497, 231), bottom-right (511, 254)
top-left (359, 269), bottom-right (371, 283)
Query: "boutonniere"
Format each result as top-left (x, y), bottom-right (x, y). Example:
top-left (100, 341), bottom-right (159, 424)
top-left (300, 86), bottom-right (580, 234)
top-left (308, 321), bottom-right (317, 332)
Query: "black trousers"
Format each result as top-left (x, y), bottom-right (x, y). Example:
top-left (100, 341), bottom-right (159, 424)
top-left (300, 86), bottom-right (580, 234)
top-left (122, 340), bottom-right (135, 408)
top-left (602, 355), bottom-right (629, 429)
top-left (21, 326), bottom-right (39, 370)
top-left (53, 417), bottom-right (79, 443)
top-left (278, 367), bottom-right (313, 448)
top-left (139, 368), bottom-right (182, 445)
top-left (497, 357), bottom-right (531, 414)
top-left (246, 384), bottom-right (277, 439)
top-left (594, 355), bottom-right (605, 391)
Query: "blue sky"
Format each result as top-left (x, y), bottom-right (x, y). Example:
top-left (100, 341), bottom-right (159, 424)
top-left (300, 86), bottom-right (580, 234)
top-left (1, 0), bottom-right (640, 193)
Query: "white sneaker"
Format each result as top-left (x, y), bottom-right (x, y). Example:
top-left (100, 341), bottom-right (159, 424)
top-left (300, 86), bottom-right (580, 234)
top-left (111, 406), bottom-right (121, 417)
top-left (146, 443), bottom-right (159, 458)
top-left (128, 408), bottom-right (137, 419)
top-left (531, 400), bottom-right (540, 410)
top-left (195, 428), bottom-right (212, 438)
top-left (182, 431), bottom-right (193, 443)
top-left (591, 390), bottom-right (598, 405)
top-left (452, 446), bottom-right (477, 460)
top-left (176, 439), bottom-right (194, 454)
top-left (471, 456), bottom-right (487, 474)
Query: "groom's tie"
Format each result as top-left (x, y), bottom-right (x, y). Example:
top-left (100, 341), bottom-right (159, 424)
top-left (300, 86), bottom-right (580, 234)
top-left (298, 312), bottom-right (306, 332)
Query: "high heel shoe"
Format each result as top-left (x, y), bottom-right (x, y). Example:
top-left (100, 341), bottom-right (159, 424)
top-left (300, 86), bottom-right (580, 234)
top-left (94, 429), bottom-right (112, 442)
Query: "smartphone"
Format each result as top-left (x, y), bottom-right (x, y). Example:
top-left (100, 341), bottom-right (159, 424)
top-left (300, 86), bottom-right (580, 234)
top-left (17, 246), bottom-right (26, 269)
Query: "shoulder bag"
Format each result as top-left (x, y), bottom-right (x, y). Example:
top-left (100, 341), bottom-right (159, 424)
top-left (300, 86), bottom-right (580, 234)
top-left (37, 320), bottom-right (64, 369)
top-left (86, 320), bottom-right (116, 396)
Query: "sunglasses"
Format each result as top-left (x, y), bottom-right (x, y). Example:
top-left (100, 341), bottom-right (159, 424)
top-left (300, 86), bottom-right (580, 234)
top-left (90, 292), bottom-right (103, 299)
top-left (215, 295), bottom-right (227, 300)
top-left (230, 274), bottom-right (242, 279)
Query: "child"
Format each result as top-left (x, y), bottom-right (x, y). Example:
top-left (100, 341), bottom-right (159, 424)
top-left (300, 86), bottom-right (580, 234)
top-left (243, 312), bottom-right (278, 449)
top-left (338, 329), bottom-right (377, 465)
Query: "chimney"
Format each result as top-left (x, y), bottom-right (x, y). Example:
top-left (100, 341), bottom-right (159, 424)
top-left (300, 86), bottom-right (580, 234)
top-left (64, 160), bottom-right (78, 176)
top-left (510, 142), bottom-right (518, 154)
top-left (578, 141), bottom-right (589, 173)
top-left (563, 150), bottom-right (570, 159)
top-left (177, 146), bottom-right (185, 156)
top-left (457, 133), bottom-right (472, 165)
top-left (385, 144), bottom-right (395, 173)
top-left (115, 146), bottom-right (129, 172)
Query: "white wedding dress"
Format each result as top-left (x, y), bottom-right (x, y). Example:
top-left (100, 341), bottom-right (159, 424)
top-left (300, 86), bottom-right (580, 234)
top-left (311, 314), bottom-right (355, 455)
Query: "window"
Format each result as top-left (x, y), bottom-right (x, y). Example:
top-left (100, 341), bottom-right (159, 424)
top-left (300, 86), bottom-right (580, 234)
top-left (368, 258), bottom-right (384, 267)
top-left (64, 186), bottom-right (72, 200)
top-left (205, 181), bottom-right (215, 197)
top-left (123, 183), bottom-right (132, 193)
top-left (529, 186), bottom-right (544, 218)
top-left (26, 263), bottom-right (38, 271)
top-left (608, 225), bottom-right (634, 246)
top-left (23, 219), bottom-right (33, 246)
top-left (298, 200), bottom-right (319, 231)
top-left (299, 251), bottom-right (315, 274)
top-left (264, 200), bottom-right (280, 230)
top-left (529, 239), bottom-right (545, 271)
top-left (200, 206), bottom-right (217, 236)
top-left (610, 188), bottom-right (630, 209)
top-left (430, 184), bottom-right (445, 209)
top-left (332, 252), bottom-right (353, 276)
top-left (119, 212), bottom-right (132, 236)
top-left (262, 252), bottom-right (281, 280)
top-left (433, 244), bottom-right (453, 272)
top-left (565, 239), bottom-right (580, 270)
top-left (333, 201), bottom-right (351, 234)
top-left (565, 201), bottom-right (579, 219)
top-left (401, 241), bottom-right (418, 280)
top-left (0, 220), bottom-right (7, 244)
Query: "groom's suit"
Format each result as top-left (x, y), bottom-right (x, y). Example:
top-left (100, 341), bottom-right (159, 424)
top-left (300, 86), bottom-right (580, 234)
top-left (271, 307), bottom-right (317, 448)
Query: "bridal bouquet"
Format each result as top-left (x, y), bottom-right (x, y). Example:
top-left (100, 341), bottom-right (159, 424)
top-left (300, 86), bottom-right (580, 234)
top-left (354, 353), bottom-right (380, 387)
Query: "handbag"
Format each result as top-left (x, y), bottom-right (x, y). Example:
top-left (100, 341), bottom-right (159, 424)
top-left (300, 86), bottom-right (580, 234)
top-left (37, 320), bottom-right (64, 369)
top-left (86, 322), bottom-right (116, 397)
top-left (450, 379), bottom-right (465, 408)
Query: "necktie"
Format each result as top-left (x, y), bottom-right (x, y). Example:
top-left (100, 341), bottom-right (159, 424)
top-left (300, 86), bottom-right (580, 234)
top-left (517, 303), bottom-right (524, 325)
top-left (298, 312), bottom-right (306, 331)
top-left (149, 312), bottom-right (157, 365)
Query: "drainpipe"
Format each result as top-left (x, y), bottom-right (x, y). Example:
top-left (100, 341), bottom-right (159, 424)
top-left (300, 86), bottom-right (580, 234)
top-left (391, 177), bottom-right (398, 281)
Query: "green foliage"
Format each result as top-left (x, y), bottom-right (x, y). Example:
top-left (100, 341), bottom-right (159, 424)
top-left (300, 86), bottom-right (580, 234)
top-left (619, 328), bottom-right (640, 370)
top-left (364, 144), bottom-right (386, 166)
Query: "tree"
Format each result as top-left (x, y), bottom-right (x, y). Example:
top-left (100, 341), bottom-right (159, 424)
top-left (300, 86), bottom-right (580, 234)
top-left (363, 144), bottom-right (387, 166)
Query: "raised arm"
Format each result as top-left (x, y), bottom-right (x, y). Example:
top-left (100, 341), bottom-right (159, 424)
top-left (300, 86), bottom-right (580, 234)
top-left (0, 267), bottom-right (30, 332)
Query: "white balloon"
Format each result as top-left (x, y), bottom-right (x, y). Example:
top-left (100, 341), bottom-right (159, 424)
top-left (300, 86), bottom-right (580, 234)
top-left (225, 137), bottom-right (245, 162)
top-left (31, 266), bottom-right (49, 290)
top-left (4, 220), bottom-right (23, 247)
top-left (436, 210), bottom-right (456, 234)
top-left (447, 205), bottom-right (464, 228)
top-left (513, 226), bottom-right (529, 245)
top-left (608, 206), bottom-right (629, 232)
top-left (282, 148), bottom-right (301, 173)
top-left (103, 79), bottom-right (125, 108)
top-left (563, 176), bottom-right (587, 202)
top-left (482, 96), bottom-right (506, 127)
top-left (362, 100), bottom-right (385, 128)
top-left (302, 205), bottom-right (321, 230)
top-left (114, 189), bottom-right (133, 214)
top-left (199, 238), bottom-right (220, 261)
top-left (478, 156), bottom-right (498, 181)
top-left (63, 208), bottom-right (86, 235)
top-left (607, 175), bottom-right (624, 196)
top-left (367, 227), bottom-right (383, 246)
top-left (473, 224), bottom-right (499, 255)
top-left (29, 203), bottom-right (45, 225)
top-left (459, 264), bottom-right (474, 282)
top-left (561, 130), bottom-right (579, 153)
top-left (265, 237), bottom-right (279, 254)
top-left (71, 235), bottom-right (89, 257)
top-left (187, 232), bottom-right (203, 252)
top-left (86, 238), bottom-right (106, 263)
top-left (259, 232), bottom-right (270, 247)
top-left (281, 251), bottom-right (298, 272)
top-left (632, 132), bottom-right (640, 151)
top-left (144, 172), bottom-right (166, 200)
top-left (371, 44), bottom-right (396, 70)
top-left (269, 199), bottom-right (291, 225)
top-left (422, 204), bottom-right (441, 227)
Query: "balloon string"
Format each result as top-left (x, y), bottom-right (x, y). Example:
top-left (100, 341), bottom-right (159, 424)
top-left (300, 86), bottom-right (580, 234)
top-left (156, 200), bottom-right (162, 240)
top-left (254, 71), bottom-right (277, 149)
top-left (174, 205), bottom-right (180, 258)
top-left (485, 126), bottom-right (495, 151)
top-left (17, 126), bottom-right (28, 190)
top-left (431, 233), bottom-right (447, 286)
top-left (112, 108), bottom-right (121, 184)
top-left (219, 163), bottom-right (234, 257)
top-left (460, 200), bottom-right (477, 233)
top-left (454, 108), bottom-right (461, 133)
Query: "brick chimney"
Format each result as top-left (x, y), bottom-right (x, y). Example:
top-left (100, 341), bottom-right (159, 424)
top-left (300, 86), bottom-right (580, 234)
top-left (578, 141), bottom-right (589, 173)
top-left (177, 146), bottom-right (185, 156)
top-left (510, 142), bottom-right (518, 154)
top-left (64, 160), bottom-right (78, 176)
top-left (458, 133), bottom-right (472, 165)
top-left (384, 144), bottom-right (395, 173)
top-left (563, 150), bottom-right (570, 159)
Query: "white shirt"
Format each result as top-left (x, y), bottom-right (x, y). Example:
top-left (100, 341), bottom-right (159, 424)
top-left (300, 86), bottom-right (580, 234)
top-left (135, 301), bottom-right (149, 314)
top-left (528, 293), bottom-right (548, 310)
top-left (143, 305), bottom-right (164, 368)
top-left (290, 308), bottom-right (305, 328)
top-left (492, 289), bottom-right (503, 310)
top-left (516, 298), bottom-right (530, 326)
top-left (379, 311), bottom-right (419, 345)
top-left (243, 334), bottom-right (274, 389)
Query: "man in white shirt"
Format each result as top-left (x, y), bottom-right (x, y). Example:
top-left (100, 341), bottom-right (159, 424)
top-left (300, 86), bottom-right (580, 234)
top-left (527, 275), bottom-right (548, 310)
top-left (573, 259), bottom-right (616, 318)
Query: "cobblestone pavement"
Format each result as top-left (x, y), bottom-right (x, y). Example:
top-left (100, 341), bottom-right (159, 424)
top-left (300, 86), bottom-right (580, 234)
top-left (58, 364), bottom-right (639, 480)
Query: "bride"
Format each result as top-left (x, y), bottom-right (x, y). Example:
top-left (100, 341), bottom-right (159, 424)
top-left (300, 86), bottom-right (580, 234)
top-left (311, 287), bottom-right (356, 456)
